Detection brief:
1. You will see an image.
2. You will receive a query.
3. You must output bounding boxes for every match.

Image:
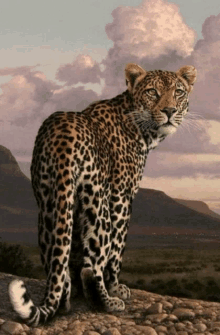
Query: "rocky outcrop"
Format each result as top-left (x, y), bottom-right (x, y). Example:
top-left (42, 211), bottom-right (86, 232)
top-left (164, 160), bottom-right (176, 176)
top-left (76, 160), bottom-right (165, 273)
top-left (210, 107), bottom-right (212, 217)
top-left (0, 272), bottom-right (220, 335)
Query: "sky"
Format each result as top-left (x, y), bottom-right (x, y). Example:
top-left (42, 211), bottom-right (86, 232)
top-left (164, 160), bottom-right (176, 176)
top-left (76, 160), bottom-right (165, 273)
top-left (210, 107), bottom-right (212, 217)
top-left (1, 0), bottom-right (220, 215)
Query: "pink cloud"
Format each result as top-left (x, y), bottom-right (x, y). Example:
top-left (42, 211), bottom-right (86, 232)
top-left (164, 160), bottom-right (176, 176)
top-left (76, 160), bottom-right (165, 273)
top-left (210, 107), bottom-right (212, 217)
top-left (106, 0), bottom-right (195, 58)
top-left (56, 54), bottom-right (102, 85)
top-left (101, 0), bottom-right (196, 97)
top-left (0, 66), bottom-right (98, 157)
top-left (201, 14), bottom-right (220, 42)
top-left (0, 67), bottom-right (60, 125)
top-left (144, 153), bottom-right (220, 179)
top-left (157, 119), bottom-right (220, 155)
top-left (0, 65), bottom-right (98, 124)
top-left (0, 65), bottom-right (38, 76)
top-left (186, 13), bottom-right (220, 122)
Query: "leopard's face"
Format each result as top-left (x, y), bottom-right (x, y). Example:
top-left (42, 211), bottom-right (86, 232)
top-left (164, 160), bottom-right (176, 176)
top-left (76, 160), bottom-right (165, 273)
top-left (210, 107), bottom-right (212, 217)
top-left (125, 64), bottom-right (197, 137)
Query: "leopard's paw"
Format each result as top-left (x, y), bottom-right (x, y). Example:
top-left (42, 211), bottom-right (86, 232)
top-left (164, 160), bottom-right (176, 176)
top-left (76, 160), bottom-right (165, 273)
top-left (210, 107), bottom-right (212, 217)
top-left (109, 284), bottom-right (131, 300)
top-left (105, 296), bottom-right (125, 312)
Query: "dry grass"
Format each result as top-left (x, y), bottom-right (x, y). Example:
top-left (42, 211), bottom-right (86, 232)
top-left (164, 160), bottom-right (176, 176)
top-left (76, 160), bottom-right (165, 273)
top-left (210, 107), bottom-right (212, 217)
top-left (4, 243), bottom-right (220, 302)
top-left (120, 248), bottom-right (220, 301)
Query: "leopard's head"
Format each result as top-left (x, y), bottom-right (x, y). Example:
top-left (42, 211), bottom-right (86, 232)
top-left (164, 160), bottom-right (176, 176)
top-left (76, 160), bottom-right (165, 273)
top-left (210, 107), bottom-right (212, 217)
top-left (125, 63), bottom-right (197, 136)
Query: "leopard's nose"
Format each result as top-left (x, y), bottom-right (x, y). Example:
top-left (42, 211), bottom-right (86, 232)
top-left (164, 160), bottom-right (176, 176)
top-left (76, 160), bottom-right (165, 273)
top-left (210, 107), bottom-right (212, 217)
top-left (161, 107), bottom-right (177, 119)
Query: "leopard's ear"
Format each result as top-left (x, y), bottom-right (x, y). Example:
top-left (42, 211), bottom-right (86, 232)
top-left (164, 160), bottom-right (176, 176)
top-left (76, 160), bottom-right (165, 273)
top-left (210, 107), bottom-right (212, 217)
top-left (125, 63), bottom-right (146, 92)
top-left (176, 66), bottom-right (197, 92)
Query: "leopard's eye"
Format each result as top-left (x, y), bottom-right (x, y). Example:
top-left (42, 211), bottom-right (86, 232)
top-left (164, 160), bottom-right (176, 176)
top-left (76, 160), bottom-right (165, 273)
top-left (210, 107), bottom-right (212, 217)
top-left (145, 88), bottom-right (158, 97)
top-left (175, 89), bottom-right (185, 96)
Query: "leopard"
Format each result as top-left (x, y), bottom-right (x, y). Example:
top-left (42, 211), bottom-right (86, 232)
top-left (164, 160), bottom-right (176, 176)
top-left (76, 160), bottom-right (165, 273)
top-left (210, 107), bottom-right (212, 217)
top-left (8, 63), bottom-right (196, 326)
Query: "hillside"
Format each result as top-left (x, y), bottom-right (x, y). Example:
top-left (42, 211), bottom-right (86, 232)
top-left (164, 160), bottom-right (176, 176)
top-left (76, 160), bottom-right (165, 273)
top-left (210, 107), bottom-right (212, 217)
top-left (1, 145), bottom-right (220, 246)
top-left (131, 188), bottom-right (220, 232)
top-left (0, 146), bottom-right (37, 211)
top-left (174, 198), bottom-right (220, 220)
top-left (0, 145), bottom-right (38, 231)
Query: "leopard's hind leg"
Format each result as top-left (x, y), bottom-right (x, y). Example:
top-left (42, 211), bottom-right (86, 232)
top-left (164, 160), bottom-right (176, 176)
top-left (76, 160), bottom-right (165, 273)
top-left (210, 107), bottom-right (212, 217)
top-left (80, 193), bottom-right (125, 312)
top-left (9, 172), bottom-right (75, 325)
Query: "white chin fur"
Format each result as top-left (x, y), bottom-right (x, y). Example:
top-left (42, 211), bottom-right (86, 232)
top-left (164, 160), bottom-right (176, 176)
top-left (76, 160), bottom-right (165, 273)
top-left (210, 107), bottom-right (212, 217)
top-left (158, 125), bottom-right (177, 136)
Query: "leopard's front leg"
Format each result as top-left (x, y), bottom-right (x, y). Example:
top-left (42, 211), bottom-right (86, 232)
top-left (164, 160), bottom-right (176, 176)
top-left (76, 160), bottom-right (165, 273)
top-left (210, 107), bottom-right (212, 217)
top-left (105, 226), bottom-right (131, 300)
top-left (106, 197), bottom-right (132, 300)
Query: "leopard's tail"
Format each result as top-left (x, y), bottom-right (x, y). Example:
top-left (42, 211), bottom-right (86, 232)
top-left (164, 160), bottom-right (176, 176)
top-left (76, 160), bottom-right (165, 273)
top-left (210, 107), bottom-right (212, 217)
top-left (8, 170), bottom-right (75, 326)
top-left (8, 279), bottom-right (55, 326)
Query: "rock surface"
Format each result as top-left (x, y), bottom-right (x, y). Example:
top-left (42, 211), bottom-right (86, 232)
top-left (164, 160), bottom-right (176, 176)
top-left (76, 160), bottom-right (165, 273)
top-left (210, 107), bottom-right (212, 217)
top-left (1, 272), bottom-right (220, 335)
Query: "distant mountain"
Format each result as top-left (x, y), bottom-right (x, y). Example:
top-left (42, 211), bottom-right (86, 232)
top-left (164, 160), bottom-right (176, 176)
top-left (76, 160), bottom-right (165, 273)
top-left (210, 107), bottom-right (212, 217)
top-left (174, 198), bottom-right (220, 221)
top-left (0, 145), bottom-right (37, 230)
top-left (1, 145), bottom-right (220, 246)
top-left (131, 188), bottom-right (220, 233)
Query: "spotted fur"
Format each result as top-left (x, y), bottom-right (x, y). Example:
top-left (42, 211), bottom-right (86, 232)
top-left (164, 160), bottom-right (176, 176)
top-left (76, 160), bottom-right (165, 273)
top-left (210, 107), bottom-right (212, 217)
top-left (8, 63), bottom-right (196, 326)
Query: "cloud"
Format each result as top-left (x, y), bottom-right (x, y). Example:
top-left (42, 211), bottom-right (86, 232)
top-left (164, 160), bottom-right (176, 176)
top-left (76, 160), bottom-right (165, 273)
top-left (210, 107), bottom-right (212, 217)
top-left (101, 0), bottom-right (196, 97)
top-left (1, 121), bottom-right (41, 158)
top-left (0, 65), bottom-right (38, 77)
top-left (201, 14), bottom-right (220, 42)
top-left (154, 119), bottom-right (220, 155)
top-left (0, 65), bottom-right (98, 158)
top-left (187, 14), bottom-right (220, 122)
top-left (0, 66), bottom-right (60, 125)
top-left (0, 64), bottom-right (99, 120)
top-left (56, 54), bottom-right (102, 85)
top-left (106, 0), bottom-right (195, 58)
top-left (206, 121), bottom-right (220, 145)
top-left (144, 152), bottom-right (220, 179)
top-left (0, 45), bottom-right (108, 88)
top-left (141, 175), bottom-right (220, 214)
top-left (40, 86), bottom-right (98, 118)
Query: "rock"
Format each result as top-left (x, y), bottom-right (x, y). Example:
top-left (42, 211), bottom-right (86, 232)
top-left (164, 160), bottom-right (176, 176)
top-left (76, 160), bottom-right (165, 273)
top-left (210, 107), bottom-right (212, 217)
top-left (32, 329), bottom-right (42, 335)
top-left (178, 301), bottom-right (200, 308)
top-left (102, 328), bottom-right (121, 335)
top-left (167, 314), bottom-right (178, 321)
top-left (193, 323), bottom-right (207, 332)
top-left (1, 321), bottom-right (24, 335)
top-left (93, 324), bottom-right (107, 333)
top-left (103, 315), bottom-right (120, 324)
top-left (134, 325), bottom-right (157, 335)
top-left (120, 320), bottom-right (135, 326)
top-left (67, 320), bottom-right (88, 334)
top-left (84, 332), bottom-right (100, 335)
top-left (168, 326), bottom-right (177, 335)
top-left (175, 322), bottom-right (185, 330)
top-left (145, 313), bottom-right (168, 323)
top-left (162, 301), bottom-right (173, 310)
top-left (22, 324), bottom-right (30, 331)
top-left (146, 303), bottom-right (163, 314)
top-left (173, 308), bottom-right (195, 320)
top-left (155, 325), bottom-right (168, 333)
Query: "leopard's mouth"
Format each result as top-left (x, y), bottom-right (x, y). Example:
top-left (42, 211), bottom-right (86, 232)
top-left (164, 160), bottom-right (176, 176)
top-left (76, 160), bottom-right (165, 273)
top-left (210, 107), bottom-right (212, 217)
top-left (163, 120), bottom-right (177, 127)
